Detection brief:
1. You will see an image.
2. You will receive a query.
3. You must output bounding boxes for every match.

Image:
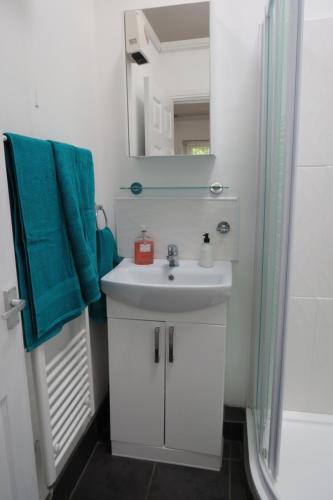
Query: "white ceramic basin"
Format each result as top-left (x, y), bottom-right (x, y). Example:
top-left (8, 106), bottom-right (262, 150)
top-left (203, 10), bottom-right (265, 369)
top-left (101, 258), bottom-right (232, 313)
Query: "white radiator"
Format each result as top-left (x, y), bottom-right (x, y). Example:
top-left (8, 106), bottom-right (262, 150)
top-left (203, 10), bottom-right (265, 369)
top-left (32, 311), bottom-right (95, 486)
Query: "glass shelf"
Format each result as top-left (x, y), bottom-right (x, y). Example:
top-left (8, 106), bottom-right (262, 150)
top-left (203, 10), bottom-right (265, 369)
top-left (120, 182), bottom-right (229, 195)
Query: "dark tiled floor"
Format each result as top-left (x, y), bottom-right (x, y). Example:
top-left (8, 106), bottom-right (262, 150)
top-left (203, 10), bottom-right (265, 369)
top-left (70, 441), bottom-right (253, 500)
top-left (224, 406), bottom-right (246, 423)
top-left (148, 461), bottom-right (229, 500)
top-left (53, 419), bottom-right (98, 500)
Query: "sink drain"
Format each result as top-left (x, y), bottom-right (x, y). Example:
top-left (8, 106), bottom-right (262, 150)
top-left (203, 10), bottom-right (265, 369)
top-left (168, 274), bottom-right (175, 281)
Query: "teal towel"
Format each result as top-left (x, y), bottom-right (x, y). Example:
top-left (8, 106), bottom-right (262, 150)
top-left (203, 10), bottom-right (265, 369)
top-left (5, 133), bottom-right (86, 351)
top-left (50, 142), bottom-right (101, 304)
top-left (89, 227), bottom-right (121, 323)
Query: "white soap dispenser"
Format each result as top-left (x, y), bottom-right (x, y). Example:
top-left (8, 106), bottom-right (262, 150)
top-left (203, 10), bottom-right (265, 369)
top-left (199, 233), bottom-right (214, 268)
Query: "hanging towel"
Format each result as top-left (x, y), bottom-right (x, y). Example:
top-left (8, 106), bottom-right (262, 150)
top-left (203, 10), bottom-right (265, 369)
top-left (89, 227), bottom-right (121, 322)
top-left (4, 133), bottom-right (86, 351)
top-left (50, 141), bottom-right (101, 304)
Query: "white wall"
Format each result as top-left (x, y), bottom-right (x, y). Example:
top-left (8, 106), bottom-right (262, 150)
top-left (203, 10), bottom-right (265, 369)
top-left (94, 0), bottom-right (266, 406)
top-left (284, 15), bottom-right (333, 414)
top-left (0, 0), bottom-right (268, 460)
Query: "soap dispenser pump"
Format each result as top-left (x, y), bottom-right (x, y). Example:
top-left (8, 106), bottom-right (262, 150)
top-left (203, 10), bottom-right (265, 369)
top-left (199, 233), bottom-right (214, 268)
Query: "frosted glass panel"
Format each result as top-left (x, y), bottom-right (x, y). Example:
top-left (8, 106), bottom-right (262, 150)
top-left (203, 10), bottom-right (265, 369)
top-left (254, 0), bottom-right (302, 478)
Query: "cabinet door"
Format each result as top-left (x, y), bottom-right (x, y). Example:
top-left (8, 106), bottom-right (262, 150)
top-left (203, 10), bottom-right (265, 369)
top-left (108, 319), bottom-right (165, 447)
top-left (165, 323), bottom-right (226, 456)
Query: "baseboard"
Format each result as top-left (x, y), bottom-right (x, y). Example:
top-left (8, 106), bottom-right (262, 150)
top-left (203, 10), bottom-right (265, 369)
top-left (112, 440), bottom-right (222, 471)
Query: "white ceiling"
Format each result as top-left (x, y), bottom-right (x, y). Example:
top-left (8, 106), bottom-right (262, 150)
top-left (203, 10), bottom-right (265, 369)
top-left (143, 2), bottom-right (210, 43)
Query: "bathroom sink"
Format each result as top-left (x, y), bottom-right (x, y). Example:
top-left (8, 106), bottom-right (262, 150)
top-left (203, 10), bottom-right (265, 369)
top-left (101, 258), bottom-right (232, 313)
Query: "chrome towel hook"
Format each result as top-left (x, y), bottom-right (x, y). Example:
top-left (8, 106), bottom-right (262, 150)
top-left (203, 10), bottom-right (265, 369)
top-left (95, 204), bottom-right (108, 229)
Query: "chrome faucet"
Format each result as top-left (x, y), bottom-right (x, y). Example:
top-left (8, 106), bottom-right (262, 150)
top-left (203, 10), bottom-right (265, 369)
top-left (167, 244), bottom-right (179, 267)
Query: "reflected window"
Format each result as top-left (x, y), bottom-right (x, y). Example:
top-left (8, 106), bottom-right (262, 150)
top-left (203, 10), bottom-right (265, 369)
top-left (183, 140), bottom-right (210, 155)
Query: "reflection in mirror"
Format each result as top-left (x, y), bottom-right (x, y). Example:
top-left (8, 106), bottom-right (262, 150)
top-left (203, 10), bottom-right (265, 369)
top-left (125, 2), bottom-right (211, 157)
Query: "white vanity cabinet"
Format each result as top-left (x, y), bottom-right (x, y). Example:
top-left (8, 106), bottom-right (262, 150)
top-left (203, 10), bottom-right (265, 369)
top-left (107, 313), bottom-right (226, 470)
top-left (164, 322), bottom-right (225, 457)
top-left (108, 319), bottom-right (165, 448)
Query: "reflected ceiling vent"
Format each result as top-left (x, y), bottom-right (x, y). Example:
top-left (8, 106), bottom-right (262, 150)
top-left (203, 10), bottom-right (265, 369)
top-left (125, 10), bottom-right (150, 65)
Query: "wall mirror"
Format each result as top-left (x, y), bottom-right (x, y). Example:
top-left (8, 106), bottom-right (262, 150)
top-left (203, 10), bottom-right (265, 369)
top-left (124, 2), bottom-right (212, 157)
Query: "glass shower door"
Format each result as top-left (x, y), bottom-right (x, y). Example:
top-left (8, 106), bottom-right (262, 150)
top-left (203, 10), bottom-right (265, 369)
top-left (254, 0), bottom-right (303, 479)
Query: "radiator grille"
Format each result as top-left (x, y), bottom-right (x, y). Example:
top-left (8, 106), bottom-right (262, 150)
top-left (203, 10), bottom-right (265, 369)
top-left (45, 328), bottom-right (92, 467)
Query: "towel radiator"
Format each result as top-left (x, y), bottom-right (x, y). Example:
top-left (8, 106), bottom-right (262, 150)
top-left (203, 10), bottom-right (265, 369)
top-left (32, 311), bottom-right (95, 486)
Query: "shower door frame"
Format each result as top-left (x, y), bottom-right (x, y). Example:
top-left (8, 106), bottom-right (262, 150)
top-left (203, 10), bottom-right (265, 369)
top-left (253, 0), bottom-right (304, 484)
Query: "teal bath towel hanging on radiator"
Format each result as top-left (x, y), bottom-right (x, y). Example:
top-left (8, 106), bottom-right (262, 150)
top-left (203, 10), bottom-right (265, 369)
top-left (4, 133), bottom-right (100, 351)
top-left (50, 141), bottom-right (101, 304)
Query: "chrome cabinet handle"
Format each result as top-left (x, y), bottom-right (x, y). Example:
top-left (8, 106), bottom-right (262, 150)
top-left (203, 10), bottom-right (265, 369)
top-left (168, 326), bottom-right (174, 363)
top-left (154, 327), bottom-right (160, 363)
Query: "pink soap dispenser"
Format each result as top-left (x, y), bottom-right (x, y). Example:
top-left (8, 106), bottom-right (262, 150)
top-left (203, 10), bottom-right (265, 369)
top-left (134, 226), bottom-right (154, 265)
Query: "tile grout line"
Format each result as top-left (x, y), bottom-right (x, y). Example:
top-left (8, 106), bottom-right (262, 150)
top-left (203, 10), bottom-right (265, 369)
top-left (144, 462), bottom-right (157, 500)
top-left (68, 441), bottom-right (100, 500)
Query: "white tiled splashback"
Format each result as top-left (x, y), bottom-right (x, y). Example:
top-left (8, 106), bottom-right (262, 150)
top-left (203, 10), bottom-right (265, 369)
top-left (115, 197), bottom-right (239, 261)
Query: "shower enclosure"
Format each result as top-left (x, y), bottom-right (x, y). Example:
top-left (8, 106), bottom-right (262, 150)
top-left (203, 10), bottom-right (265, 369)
top-left (247, 0), bottom-right (303, 497)
top-left (249, 0), bottom-right (333, 498)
